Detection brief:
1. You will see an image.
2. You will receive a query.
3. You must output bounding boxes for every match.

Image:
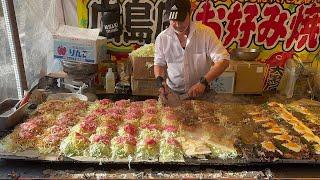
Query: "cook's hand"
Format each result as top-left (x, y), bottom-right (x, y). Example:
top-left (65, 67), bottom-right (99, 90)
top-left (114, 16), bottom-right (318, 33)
top-left (159, 83), bottom-right (169, 104)
top-left (188, 83), bottom-right (206, 98)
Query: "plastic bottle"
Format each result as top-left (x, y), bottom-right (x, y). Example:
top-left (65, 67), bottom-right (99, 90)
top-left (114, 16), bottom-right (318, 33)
top-left (105, 68), bottom-right (115, 93)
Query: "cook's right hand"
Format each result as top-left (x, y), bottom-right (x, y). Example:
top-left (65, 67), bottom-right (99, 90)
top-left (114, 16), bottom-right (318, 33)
top-left (159, 83), bottom-right (169, 104)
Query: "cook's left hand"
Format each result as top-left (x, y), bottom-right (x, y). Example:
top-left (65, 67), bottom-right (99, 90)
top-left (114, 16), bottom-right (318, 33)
top-left (188, 83), bottom-right (206, 98)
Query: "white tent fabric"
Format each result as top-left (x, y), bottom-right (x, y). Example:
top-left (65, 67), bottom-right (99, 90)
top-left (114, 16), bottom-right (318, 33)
top-left (61, 0), bottom-right (77, 27)
top-left (0, 16), bottom-right (17, 101)
top-left (0, 0), bottom-right (76, 101)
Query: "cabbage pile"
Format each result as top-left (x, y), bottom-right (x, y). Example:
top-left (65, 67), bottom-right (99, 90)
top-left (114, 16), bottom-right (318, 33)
top-left (130, 43), bottom-right (155, 58)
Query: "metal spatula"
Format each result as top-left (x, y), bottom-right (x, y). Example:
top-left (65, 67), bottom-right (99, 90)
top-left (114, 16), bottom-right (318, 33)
top-left (166, 92), bottom-right (189, 107)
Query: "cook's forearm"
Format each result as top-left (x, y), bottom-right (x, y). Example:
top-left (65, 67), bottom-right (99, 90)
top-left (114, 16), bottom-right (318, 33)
top-left (204, 60), bottom-right (229, 82)
top-left (154, 65), bottom-right (166, 78)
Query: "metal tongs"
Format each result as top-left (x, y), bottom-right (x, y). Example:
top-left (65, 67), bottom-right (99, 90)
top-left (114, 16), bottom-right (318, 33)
top-left (14, 77), bottom-right (40, 110)
top-left (60, 82), bottom-right (88, 94)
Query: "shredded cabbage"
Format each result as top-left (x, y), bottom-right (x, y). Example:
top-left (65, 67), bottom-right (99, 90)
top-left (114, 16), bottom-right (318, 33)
top-left (87, 142), bottom-right (111, 158)
top-left (69, 124), bottom-right (93, 138)
top-left (135, 141), bottom-right (159, 160)
top-left (87, 102), bottom-right (100, 113)
top-left (0, 134), bottom-right (19, 153)
top-left (37, 145), bottom-right (55, 155)
top-left (159, 141), bottom-right (183, 161)
top-left (111, 144), bottom-right (135, 160)
top-left (111, 138), bottom-right (135, 160)
top-left (130, 43), bottom-right (155, 58)
top-left (207, 143), bottom-right (238, 159)
top-left (95, 126), bottom-right (117, 136)
top-left (59, 133), bottom-right (89, 156)
top-left (70, 124), bottom-right (81, 133)
top-left (138, 129), bottom-right (161, 140)
top-left (161, 131), bottom-right (178, 139)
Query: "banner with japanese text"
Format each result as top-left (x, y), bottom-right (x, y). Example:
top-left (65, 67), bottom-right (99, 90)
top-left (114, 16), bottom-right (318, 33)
top-left (77, 0), bottom-right (319, 90)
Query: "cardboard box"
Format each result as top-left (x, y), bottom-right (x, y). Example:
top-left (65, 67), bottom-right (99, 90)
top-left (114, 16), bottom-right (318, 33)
top-left (131, 77), bottom-right (158, 96)
top-left (131, 57), bottom-right (155, 79)
top-left (228, 61), bottom-right (266, 94)
top-left (53, 25), bottom-right (107, 64)
top-left (210, 71), bottom-right (235, 93)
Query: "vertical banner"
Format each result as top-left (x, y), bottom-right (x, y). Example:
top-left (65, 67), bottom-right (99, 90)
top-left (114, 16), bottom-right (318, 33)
top-left (77, 0), bottom-right (90, 28)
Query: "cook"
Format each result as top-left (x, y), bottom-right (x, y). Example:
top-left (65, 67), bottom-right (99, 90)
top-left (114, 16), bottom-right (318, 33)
top-left (154, 0), bottom-right (230, 101)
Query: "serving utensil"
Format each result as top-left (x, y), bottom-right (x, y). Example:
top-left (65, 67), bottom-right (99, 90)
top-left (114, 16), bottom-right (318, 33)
top-left (15, 77), bottom-right (41, 109)
top-left (230, 48), bottom-right (261, 61)
top-left (165, 92), bottom-right (189, 107)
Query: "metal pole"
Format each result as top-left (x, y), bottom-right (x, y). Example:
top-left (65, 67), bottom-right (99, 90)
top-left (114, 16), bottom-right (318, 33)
top-left (1, 0), bottom-right (28, 99)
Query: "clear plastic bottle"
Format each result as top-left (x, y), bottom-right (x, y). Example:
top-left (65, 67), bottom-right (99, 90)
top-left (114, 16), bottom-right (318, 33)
top-left (105, 68), bottom-right (115, 93)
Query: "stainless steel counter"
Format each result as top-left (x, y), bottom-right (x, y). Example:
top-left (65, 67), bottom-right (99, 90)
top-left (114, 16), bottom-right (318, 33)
top-left (1, 159), bottom-right (320, 179)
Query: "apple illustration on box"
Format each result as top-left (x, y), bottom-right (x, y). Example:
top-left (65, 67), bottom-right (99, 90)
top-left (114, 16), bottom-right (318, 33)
top-left (57, 46), bottom-right (67, 56)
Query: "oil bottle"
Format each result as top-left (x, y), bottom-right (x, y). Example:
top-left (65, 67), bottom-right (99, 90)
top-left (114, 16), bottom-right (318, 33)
top-left (105, 68), bottom-right (115, 93)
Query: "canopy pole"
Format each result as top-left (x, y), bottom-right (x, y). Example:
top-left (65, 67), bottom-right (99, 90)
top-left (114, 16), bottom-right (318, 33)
top-left (1, 0), bottom-right (28, 99)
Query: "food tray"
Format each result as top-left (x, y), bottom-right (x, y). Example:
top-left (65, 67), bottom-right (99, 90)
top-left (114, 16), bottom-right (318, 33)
top-left (0, 98), bottom-right (27, 130)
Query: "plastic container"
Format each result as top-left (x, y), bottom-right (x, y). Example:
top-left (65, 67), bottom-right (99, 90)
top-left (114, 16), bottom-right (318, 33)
top-left (105, 68), bottom-right (115, 93)
top-left (278, 58), bottom-right (300, 98)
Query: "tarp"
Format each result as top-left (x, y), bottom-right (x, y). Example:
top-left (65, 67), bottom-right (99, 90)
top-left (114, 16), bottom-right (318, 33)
top-left (0, 0), bottom-right (75, 101)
